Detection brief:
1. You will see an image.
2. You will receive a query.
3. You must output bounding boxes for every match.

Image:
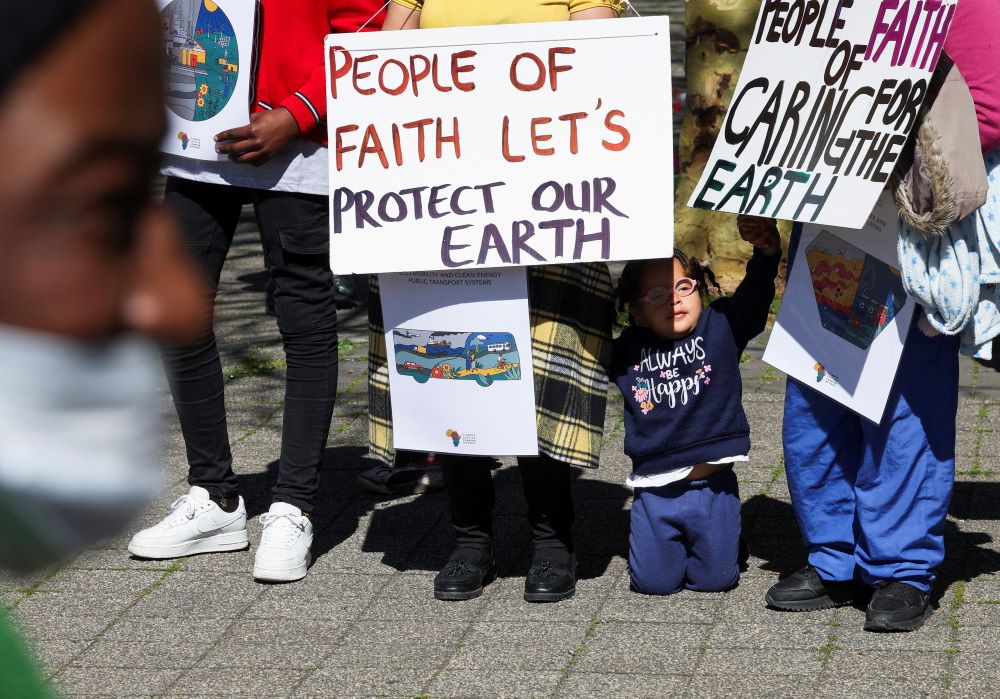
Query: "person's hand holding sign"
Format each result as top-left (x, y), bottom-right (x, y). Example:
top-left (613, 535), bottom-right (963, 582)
top-left (736, 214), bottom-right (781, 255)
top-left (736, 215), bottom-right (780, 257)
top-left (214, 108), bottom-right (301, 166)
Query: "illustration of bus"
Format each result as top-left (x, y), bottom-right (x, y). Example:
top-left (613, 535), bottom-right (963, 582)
top-left (392, 328), bottom-right (522, 387)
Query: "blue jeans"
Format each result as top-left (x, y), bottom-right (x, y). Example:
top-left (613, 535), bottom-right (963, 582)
top-left (162, 178), bottom-right (339, 513)
top-left (782, 320), bottom-right (959, 592)
top-left (629, 467), bottom-right (741, 595)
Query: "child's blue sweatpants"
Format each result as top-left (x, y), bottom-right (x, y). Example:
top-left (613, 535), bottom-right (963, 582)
top-left (629, 467), bottom-right (741, 595)
top-left (783, 321), bottom-right (959, 593)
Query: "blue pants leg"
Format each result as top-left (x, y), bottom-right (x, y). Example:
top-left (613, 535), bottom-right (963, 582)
top-left (629, 469), bottom-right (741, 595)
top-left (783, 324), bottom-right (959, 592)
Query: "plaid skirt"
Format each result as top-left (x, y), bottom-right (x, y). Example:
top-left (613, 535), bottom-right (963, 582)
top-left (367, 264), bottom-right (615, 469)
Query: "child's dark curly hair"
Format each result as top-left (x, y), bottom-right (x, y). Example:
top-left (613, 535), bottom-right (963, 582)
top-left (616, 251), bottom-right (722, 323)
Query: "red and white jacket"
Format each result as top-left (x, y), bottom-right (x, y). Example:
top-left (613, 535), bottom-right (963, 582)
top-left (253, 0), bottom-right (385, 145)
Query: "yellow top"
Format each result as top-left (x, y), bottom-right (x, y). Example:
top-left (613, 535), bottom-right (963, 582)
top-left (390, 0), bottom-right (624, 27)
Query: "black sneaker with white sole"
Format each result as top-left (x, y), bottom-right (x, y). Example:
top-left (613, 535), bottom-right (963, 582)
top-left (765, 565), bottom-right (855, 611)
top-left (864, 581), bottom-right (930, 632)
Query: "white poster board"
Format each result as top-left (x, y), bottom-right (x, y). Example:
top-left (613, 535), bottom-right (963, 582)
top-left (689, 0), bottom-right (957, 228)
top-left (380, 269), bottom-right (538, 456)
top-left (763, 193), bottom-right (913, 423)
top-left (158, 0), bottom-right (256, 160)
top-left (324, 17), bottom-right (673, 274)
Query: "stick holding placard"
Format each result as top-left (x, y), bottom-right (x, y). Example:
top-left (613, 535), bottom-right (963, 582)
top-left (688, 0), bottom-right (957, 229)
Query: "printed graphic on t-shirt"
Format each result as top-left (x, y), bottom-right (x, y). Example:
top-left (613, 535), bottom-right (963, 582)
top-left (629, 336), bottom-right (712, 414)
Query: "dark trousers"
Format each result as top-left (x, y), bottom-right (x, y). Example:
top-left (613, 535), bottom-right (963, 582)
top-left (442, 454), bottom-right (575, 554)
top-left (629, 467), bottom-right (741, 595)
top-left (162, 177), bottom-right (338, 513)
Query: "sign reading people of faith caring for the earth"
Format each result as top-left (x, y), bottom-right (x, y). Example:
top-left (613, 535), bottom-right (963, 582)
top-left (689, 0), bottom-right (957, 229)
top-left (324, 17), bottom-right (673, 275)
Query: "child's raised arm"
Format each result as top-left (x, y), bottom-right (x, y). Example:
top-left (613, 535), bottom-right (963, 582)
top-left (713, 216), bottom-right (782, 351)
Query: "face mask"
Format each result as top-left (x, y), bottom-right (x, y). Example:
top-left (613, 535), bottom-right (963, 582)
top-left (0, 325), bottom-right (163, 571)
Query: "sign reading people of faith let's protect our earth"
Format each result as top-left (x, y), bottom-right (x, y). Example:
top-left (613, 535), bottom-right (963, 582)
top-left (689, 0), bottom-right (957, 229)
top-left (324, 17), bottom-right (673, 275)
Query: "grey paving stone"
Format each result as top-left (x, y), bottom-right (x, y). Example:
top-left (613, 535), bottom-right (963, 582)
top-left (196, 619), bottom-right (344, 669)
top-left (162, 666), bottom-right (311, 696)
top-left (322, 620), bottom-right (469, 669)
top-left (427, 669), bottom-right (563, 698)
top-left (292, 667), bottom-right (434, 698)
top-left (600, 589), bottom-right (719, 625)
top-left (812, 676), bottom-right (944, 699)
top-left (697, 646), bottom-right (821, 675)
top-left (125, 572), bottom-right (261, 619)
top-left (445, 621), bottom-right (586, 671)
top-left (705, 614), bottom-right (832, 650)
top-left (242, 572), bottom-right (384, 621)
top-left (555, 671), bottom-right (688, 698)
top-left (823, 650), bottom-right (949, 681)
top-left (573, 622), bottom-right (705, 674)
top-left (686, 673), bottom-right (816, 698)
top-left (54, 667), bottom-right (182, 695)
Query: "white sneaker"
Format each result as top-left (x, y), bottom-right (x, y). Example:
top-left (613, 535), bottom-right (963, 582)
top-left (127, 486), bottom-right (248, 559)
top-left (253, 502), bottom-right (313, 582)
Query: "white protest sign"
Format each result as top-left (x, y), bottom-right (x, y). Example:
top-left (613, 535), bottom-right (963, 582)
top-left (763, 192), bottom-right (914, 423)
top-left (689, 0), bottom-right (957, 229)
top-left (158, 0), bottom-right (256, 160)
top-left (380, 269), bottom-right (538, 456)
top-left (324, 17), bottom-right (673, 274)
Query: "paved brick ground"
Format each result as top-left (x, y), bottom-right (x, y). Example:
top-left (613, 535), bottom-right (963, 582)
top-left (8, 2), bottom-right (1000, 697)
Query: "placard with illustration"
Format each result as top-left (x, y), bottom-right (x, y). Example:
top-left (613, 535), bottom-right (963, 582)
top-left (158, 0), bottom-right (257, 160)
top-left (379, 269), bottom-right (538, 456)
top-left (763, 192), bottom-right (914, 423)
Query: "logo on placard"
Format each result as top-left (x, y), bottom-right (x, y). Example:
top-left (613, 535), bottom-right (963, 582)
top-left (445, 429), bottom-right (462, 448)
top-left (177, 131), bottom-right (190, 149)
top-left (812, 362), bottom-right (839, 387)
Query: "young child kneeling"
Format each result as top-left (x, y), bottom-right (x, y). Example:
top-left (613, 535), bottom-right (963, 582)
top-left (613, 216), bottom-right (781, 595)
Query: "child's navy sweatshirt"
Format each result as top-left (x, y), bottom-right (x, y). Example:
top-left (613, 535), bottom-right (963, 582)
top-left (612, 251), bottom-right (780, 477)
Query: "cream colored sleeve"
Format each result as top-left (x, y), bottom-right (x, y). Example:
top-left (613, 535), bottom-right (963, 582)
top-left (568, 0), bottom-right (625, 15)
top-left (391, 0), bottom-right (423, 10)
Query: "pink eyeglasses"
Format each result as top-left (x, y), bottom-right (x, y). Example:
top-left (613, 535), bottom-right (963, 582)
top-left (638, 278), bottom-right (699, 306)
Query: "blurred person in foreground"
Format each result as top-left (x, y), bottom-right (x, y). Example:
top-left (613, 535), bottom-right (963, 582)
top-left (0, 0), bottom-right (207, 693)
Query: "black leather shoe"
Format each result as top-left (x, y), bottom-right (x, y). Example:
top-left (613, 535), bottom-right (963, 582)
top-left (524, 554), bottom-right (577, 603)
top-left (864, 581), bottom-right (929, 632)
top-left (765, 565), bottom-right (855, 611)
top-left (434, 552), bottom-right (496, 601)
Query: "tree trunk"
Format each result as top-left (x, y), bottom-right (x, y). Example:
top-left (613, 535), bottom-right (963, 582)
top-left (674, 0), bottom-right (789, 281)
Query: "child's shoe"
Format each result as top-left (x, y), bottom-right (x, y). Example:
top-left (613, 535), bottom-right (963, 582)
top-left (765, 565), bottom-right (854, 611)
top-left (863, 581), bottom-right (929, 632)
top-left (524, 551), bottom-right (576, 603)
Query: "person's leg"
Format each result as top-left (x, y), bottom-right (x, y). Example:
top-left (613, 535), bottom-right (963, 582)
top-left (253, 191), bottom-right (339, 514)
top-left (161, 178), bottom-right (244, 502)
top-left (441, 457), bottom-right (496, 553)
top-left (782, 378), bottom-right (864, 583)
top-left (518, 454), bottom-right (574, 554)
top-left (684, 468), bottom-right (741, 592)
top-left (435, 456), bottom-right (497, 600)
top-left (629, 487), bottom-right (686, 596)
top-left (855, 327), bottom-right (959, 595)
top-left (518, 454), bottom-right (577, 601)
